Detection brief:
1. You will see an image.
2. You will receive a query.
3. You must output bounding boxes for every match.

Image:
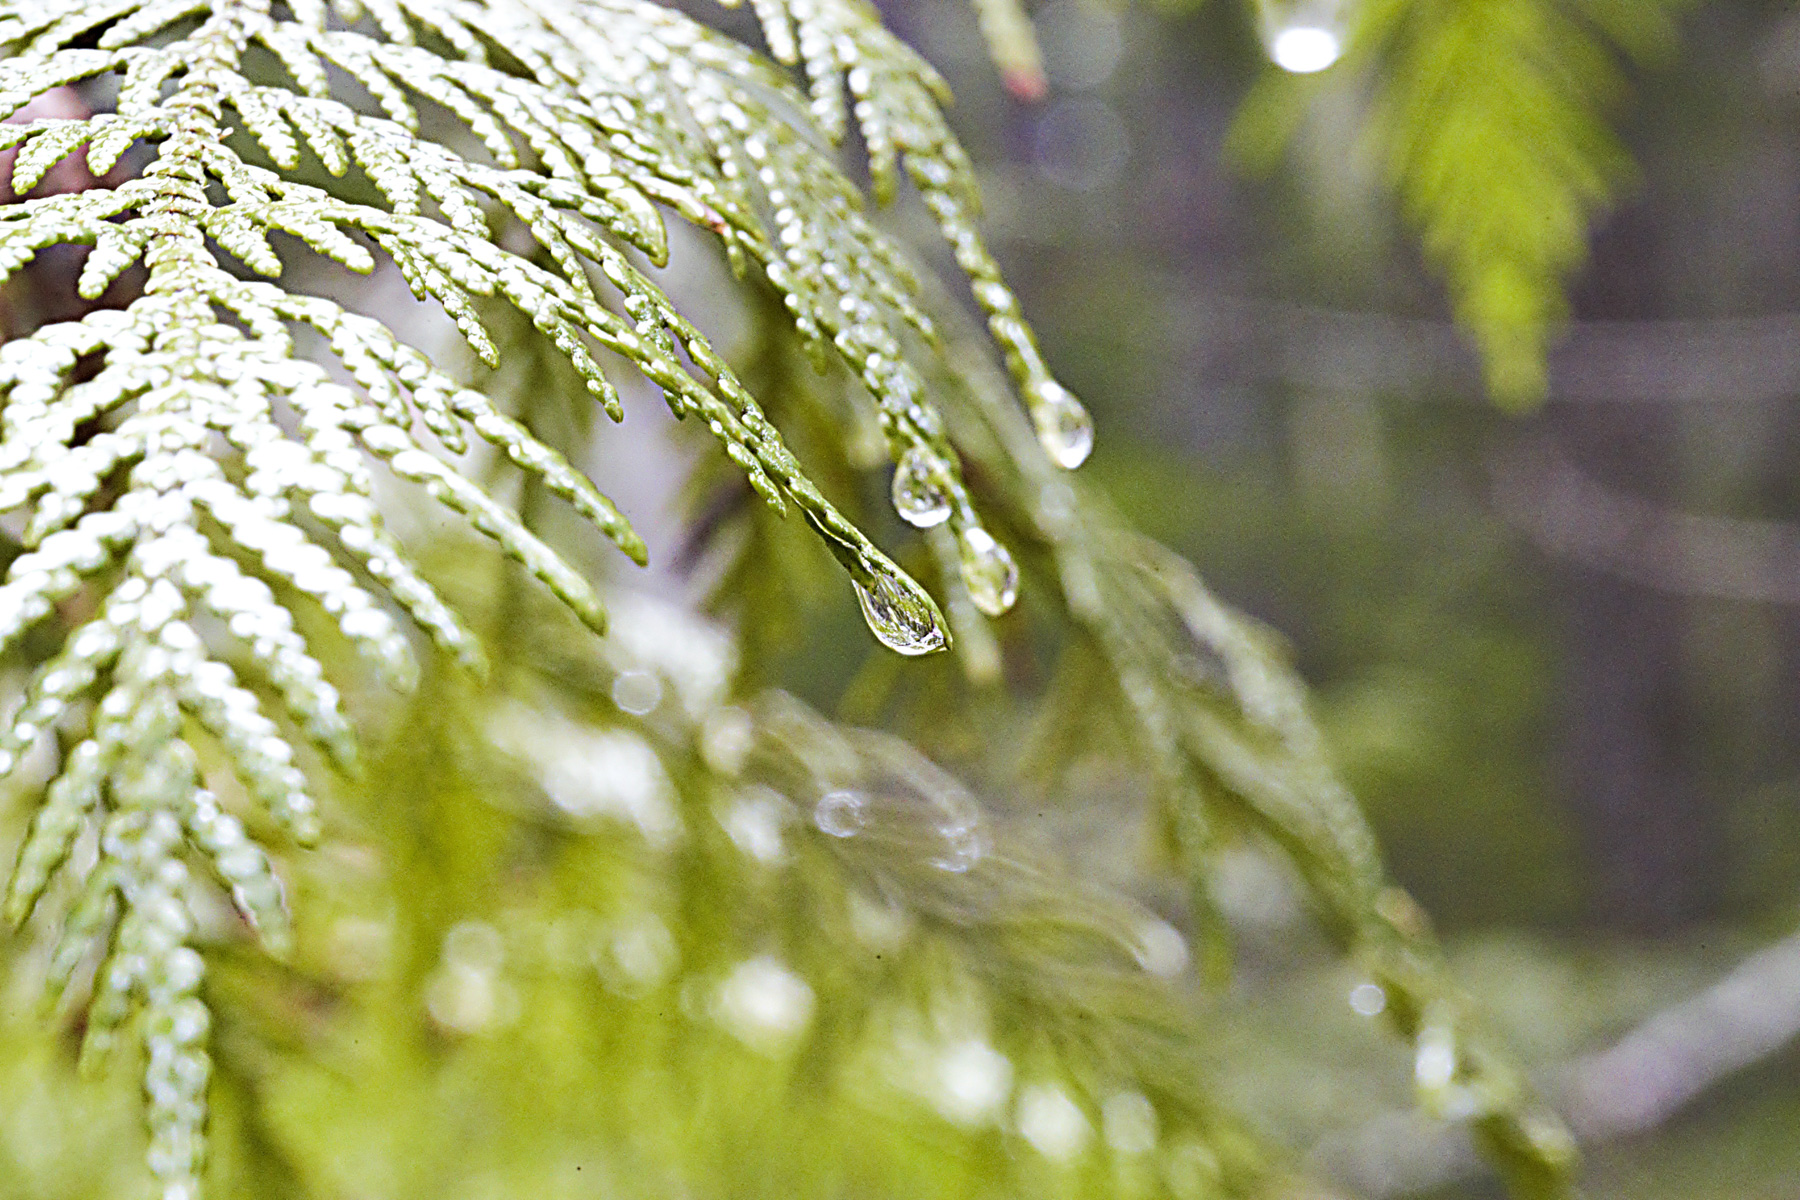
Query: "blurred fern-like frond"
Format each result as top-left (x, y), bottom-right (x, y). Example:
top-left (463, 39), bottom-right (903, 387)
top-left (1, 575), bottom-right (1306, 1199)
top-left (1232, 0), bottom-right (1686, 406)
top-left (316, 585), bottom-right (1290, 1200)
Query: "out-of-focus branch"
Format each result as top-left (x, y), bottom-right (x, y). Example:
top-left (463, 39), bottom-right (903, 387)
top-left (1145, 276), bottom-right (1800, 405)
top-left (1556, 929), bottom-right (1800, 1140)
top-left (1488, 434), bottom-right (1800, 605)
top-left (1309, 925), bottom-right (1800, 1196)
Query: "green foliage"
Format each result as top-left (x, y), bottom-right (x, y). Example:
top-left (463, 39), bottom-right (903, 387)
top-left (0, 0), bottom-right (1582, 1197)
top-left (1231, 0), bottom-right (1687, 406)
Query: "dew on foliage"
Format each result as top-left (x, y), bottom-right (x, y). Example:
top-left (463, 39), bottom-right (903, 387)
top-left (1025, 378), bottom-right (1094, 469)
top-left (854, 575), bottom-right (949, 656)
top-left (957, 527), bottom-right (1019, 617)
top-left (890, 447), bottom-right (952, 528)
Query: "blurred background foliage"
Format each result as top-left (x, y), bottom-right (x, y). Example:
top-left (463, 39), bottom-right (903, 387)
top-left (886, 0), bottom-right (1800, 1192)
top-left (7, 0), bottom-right (1800, 1197)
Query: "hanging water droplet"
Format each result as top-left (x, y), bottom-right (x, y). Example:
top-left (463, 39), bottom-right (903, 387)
top-left (1026, 378), bottom-right (1094, 469)
top-left (891, 447), bottom-right (952, 528)
top-left (854, 572), bottom-right (949, 655)
top-left (814, 790), bottom-right (867, 837)
top-left (958, 528), bottom-right (1019, 617)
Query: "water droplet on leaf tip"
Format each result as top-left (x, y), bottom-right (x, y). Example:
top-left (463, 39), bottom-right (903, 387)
top-left (958, 527), bottom-right (1019, 617)
top-left (890, 447), bottom-right (952, 528)
top-left (1133, 919), bottom-right (1189, 977)
top-left (854, 575), bottom-right (948, 655)
top-left (1027, 379), bottom-right (1094, 469)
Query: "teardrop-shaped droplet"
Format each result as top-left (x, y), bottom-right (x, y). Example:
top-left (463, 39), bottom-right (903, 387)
top-left (958, 527), bottom-right (1019, 617)
top-left (891, 447), bottom-right (952, 528)
top-left (1026, 379), bottom-right (1095, 469)
top-left (854, 572), bottom-right (950, 655)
